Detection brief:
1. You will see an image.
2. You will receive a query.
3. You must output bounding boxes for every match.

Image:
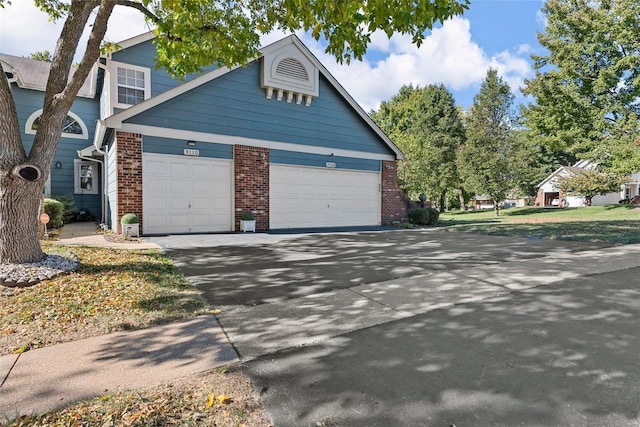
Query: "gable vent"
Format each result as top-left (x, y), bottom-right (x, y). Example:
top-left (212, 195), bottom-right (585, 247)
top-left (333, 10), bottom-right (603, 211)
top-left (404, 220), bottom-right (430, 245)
top-left (275, 58), bottom-right (309, 82)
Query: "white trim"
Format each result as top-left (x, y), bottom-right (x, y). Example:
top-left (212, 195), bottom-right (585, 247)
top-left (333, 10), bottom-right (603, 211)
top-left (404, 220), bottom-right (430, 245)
top-left (25, 109), bottom-right (89, 140)
top-left (73, 159), bottom-right (99, 195)
top-left (111, 32), bottom-right (155, 52)
top-left (119, 123), bottom-right (396, 161)
top-left (108, 60), bottom-right (151, 109)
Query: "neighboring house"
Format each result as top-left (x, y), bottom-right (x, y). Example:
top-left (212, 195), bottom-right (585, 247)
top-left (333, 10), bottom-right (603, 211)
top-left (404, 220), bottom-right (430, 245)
top-left (3, 33), bottom-right (410, 234)
top-left (469, 193), bottom-right (526, 210)
top-left (535, 160), bottom-right (626, 207)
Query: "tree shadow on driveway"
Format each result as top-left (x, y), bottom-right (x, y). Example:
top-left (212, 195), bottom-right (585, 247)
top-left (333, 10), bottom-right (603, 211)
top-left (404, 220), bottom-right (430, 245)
top-left (165, 230), bottom-right (610, 307)
top-left (244, 267), bottom-right (640, 426)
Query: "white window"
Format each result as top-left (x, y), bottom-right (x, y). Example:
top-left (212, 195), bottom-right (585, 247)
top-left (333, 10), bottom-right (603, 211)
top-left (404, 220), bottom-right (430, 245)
top-left (74, 160), bottom-right (98, 195)
top-left (110, 61), bottom-right (150, 108)
top-left (25, 109), bottom-right (88, 139)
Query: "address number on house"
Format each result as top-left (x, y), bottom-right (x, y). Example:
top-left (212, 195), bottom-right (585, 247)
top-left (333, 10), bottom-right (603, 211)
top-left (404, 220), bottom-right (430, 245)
top-left (183, 149), bottom-right (200, 156)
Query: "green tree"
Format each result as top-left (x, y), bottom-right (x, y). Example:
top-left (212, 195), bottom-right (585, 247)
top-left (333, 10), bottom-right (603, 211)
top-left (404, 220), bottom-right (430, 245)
top-left (457, 68), bottom-right (518, 216)
top-left (521, 0), bottom-right (640, 176)
top-left (371, 84), bottom-right (465, 211)
top-left (0, 0), bottom-right (469, 264)
top-left (558, 169), bottom-right (626, 206)
top-left (27, 50), bottom-right (53, 62)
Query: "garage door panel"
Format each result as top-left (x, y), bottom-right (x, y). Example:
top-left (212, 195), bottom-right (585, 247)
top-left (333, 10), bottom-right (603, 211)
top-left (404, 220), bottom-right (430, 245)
top-left (143, 153), bottom-right (232, 234)
top-left (270, 164), bottom-right (380, 229)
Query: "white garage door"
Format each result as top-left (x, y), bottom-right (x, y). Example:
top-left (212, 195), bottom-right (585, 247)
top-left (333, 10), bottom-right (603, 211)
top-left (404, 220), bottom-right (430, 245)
top-left (270, 164), bottom-right (380, 229)
top-left (143, 153), bottom-right (232, 234)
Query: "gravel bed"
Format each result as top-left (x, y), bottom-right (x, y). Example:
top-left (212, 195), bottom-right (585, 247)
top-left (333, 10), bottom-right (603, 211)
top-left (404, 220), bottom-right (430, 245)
top-left (0, 254), bottom-right (78, 289)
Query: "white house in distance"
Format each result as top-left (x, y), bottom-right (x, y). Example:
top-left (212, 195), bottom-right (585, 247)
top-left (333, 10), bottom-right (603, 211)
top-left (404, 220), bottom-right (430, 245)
top-left (535, 160), bottom-right (636, 207)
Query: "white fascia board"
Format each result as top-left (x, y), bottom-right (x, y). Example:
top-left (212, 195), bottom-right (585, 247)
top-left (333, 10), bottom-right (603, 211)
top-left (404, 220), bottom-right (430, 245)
top-left (119, 123), bottom-right (396, 161)
top-left (104, 64), bottom-right (242, 128)
top-left (537, 166), bottom-right (565, 188)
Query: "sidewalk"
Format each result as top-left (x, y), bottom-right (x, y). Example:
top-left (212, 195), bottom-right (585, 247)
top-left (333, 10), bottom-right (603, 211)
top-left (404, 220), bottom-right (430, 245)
top-left (55, 222), bottom-right (160, 249)
top-left (0, 315), bottom-right (238, 419)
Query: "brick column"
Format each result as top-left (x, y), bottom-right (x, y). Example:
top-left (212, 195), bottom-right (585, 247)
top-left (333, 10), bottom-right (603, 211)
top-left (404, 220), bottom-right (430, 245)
top-left (234, 145), bottom-right (269, 231)
top-left (381, 160), bottom-right (411, 224)
top-left (115, 132), bottom-right (143, 234)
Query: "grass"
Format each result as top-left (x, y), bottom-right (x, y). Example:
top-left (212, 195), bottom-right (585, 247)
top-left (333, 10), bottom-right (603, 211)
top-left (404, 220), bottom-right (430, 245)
top-left (439, 204), bottom-right (640, 244)
top-left (0, 244), bottom-right (211, 355)
top-left (0, 243), bottom-right (271, 426)
top-left (4, 365), bottom-right (271, 427)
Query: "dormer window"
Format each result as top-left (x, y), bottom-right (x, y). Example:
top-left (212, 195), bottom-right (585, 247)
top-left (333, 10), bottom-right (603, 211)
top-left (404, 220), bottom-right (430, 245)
top-left (26, 109), bottom-right (88, 139)
top-left (110, 60), bottom-right (151, 108)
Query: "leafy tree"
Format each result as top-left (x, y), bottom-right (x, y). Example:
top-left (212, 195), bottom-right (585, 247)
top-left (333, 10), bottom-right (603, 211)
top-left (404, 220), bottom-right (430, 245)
top-left (521, 0), bottom-right (640, 176)
top-left (0, 0), bottom-right (469, 264)
top-left (371, 84), bottom-right (465, 211)
top-left (558, 169), bottom-right (626, 206)
top-left (457, 68), bottom-right (519, 216)
top-left (27, 50), bottom-right (53, 62)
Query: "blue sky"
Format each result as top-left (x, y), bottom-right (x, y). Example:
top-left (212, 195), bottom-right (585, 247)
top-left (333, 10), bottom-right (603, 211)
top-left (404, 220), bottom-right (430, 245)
top-left (0, 1), bottom-right (546, 111)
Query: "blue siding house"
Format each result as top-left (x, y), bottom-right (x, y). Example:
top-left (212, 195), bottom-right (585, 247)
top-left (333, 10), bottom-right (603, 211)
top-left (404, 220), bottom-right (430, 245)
top-left (3, 33), bottom-right (409, 234)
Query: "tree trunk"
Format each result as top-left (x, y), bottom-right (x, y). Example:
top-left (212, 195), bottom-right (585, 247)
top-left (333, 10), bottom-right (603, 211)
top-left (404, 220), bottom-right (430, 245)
top-left (0, 174), bottom-right (45, 263)
top-left (494, 199), bottom-right (500, 217)
top-left (439, 192), bottom-right (446, 213)
top-left (458, 188), bottom-right (466, 211)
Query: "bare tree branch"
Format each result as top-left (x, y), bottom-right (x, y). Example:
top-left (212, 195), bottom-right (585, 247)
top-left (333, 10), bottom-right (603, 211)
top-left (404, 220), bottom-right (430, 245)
top-left (114, 0), bottom-right (160, 24)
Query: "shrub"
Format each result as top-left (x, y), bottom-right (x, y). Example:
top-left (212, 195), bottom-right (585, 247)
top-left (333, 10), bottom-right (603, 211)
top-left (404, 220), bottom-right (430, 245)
top-left (43, 198), bottom-right (64, 228)
top-left (120, 213), bottom-right (139, 224)
top-left (408, 208), bottom-right (431, 226)
top-left (240, 211), bottom-right (255, 221)
top-left (52, 194), bottom-right (75, 224)
top-left (427, 207), bottom-right (440, 225)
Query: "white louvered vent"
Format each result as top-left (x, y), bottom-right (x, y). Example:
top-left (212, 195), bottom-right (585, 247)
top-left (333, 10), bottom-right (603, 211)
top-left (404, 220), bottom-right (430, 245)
top-left (275, 58), bottom-right (309, 82)
top-left (262, 42), bottom-right (319, 106)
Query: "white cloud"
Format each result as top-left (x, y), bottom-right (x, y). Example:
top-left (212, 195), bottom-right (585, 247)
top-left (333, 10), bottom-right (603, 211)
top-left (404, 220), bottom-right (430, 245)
top-left (1, 6), bottom-right (533, 111)
top-left (298, 17), bottom-right (533, 111)
top-left (0, 3), bottom-right (148, 60)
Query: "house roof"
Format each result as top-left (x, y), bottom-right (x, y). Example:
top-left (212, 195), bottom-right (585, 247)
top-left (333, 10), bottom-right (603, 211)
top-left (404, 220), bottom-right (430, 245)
top-left (537, 160), bottom-right (596, 188)
top-left (99, 34), bottom-right (403, 160)
top-left (0, 53), bottom-right (96, 98)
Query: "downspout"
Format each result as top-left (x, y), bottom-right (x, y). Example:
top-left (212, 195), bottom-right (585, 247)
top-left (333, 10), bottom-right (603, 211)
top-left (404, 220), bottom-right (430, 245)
top-left (87, 119), bottom-right (108, 226)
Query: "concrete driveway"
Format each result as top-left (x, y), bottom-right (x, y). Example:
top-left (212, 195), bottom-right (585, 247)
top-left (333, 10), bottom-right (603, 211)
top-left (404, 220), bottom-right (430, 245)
top-left (159, 229), bottom-right (640, 426)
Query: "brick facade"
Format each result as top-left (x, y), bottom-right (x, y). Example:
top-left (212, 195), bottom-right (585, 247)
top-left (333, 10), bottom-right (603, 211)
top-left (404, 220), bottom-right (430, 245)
top-left (381, 160), bottom-right (411, 224)
top-left (234, 145), bottom-right (269, 231)
top-left (114, 132), bottom-right (143, 234)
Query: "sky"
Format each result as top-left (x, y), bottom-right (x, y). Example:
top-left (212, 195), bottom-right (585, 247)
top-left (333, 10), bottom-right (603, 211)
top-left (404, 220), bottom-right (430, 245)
top-left (0, 1), bottom-right (547, 112)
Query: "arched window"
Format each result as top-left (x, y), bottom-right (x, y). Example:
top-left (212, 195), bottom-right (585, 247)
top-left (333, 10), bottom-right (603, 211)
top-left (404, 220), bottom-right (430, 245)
top-left (25, 109), bottom-right (89, 140)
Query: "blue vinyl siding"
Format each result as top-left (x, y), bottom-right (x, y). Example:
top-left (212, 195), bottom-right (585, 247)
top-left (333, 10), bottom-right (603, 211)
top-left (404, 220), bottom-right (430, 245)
top-left (11, 84), bottom-right (102, 219)
top-left (142, 136), bottom-right (232, 159)
top-left (270, 150), bottom-right (380, 172)
top-left (123, 62), bottom-right (394, 156)
top-left (111, 40), bottom-right (218, 97)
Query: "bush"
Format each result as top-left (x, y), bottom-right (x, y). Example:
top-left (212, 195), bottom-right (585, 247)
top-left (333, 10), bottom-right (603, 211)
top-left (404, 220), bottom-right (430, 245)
top-left (52, 194), bottom-right (75, 224)
top-left (43, 198), bottom-right (64, 228)
top-left (120, 213), bottom-right (139, 224)
top-left (408, 208), bottom-right (431, 226)
top-left (240, 211), bottom-right (255, 221)
top-left (427, 207), bottom-right (440, 225)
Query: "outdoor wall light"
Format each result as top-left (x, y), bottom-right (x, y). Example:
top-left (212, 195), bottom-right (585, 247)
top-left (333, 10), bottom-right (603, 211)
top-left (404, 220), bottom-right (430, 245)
top-left (187, 140), bottom-right (196, 146)
top-left (55, 161), bottom-right (62, 169)
top-left (260, 153), bottom-right (267, 160)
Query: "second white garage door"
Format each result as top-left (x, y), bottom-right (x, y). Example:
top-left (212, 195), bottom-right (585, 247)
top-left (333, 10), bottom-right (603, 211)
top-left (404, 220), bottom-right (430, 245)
top-left (143, 153), bottom-right (232, 234)
top-left (270, 164), bottom-right (380, 229)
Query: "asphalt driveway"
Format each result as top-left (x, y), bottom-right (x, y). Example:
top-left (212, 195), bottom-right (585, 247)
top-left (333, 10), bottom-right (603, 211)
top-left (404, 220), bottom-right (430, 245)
top-left (161, 229), bottom-right (640, 426)
top-left (165, 229), bottom-right (610, 309)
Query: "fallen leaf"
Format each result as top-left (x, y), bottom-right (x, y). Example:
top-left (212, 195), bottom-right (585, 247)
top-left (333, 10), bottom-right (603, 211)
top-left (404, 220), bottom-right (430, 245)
top-left (206, 393), bottom-right (215, 407)
top-left (211, 309), bottom-right (221, 314)
top-left (216, 394), bottom-right (231, 404)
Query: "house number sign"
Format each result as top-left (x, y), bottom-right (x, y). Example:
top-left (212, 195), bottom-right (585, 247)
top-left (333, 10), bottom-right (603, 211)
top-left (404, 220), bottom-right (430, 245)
top-left (183, 149), bottom-right (200, 156)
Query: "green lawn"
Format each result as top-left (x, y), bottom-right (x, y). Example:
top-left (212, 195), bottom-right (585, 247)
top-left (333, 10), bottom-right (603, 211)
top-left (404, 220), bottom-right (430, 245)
top-left (438, 205), bottom-right (640, 244)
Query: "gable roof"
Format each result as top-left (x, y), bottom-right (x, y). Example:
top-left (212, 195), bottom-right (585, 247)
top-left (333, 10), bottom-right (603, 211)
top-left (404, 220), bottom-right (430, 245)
top-left (537, 160), bottom-right (596, 188)
top-left (1, 53), bottom-right (97, 98)
top-left (99, 34), bottom-right (403, 160)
